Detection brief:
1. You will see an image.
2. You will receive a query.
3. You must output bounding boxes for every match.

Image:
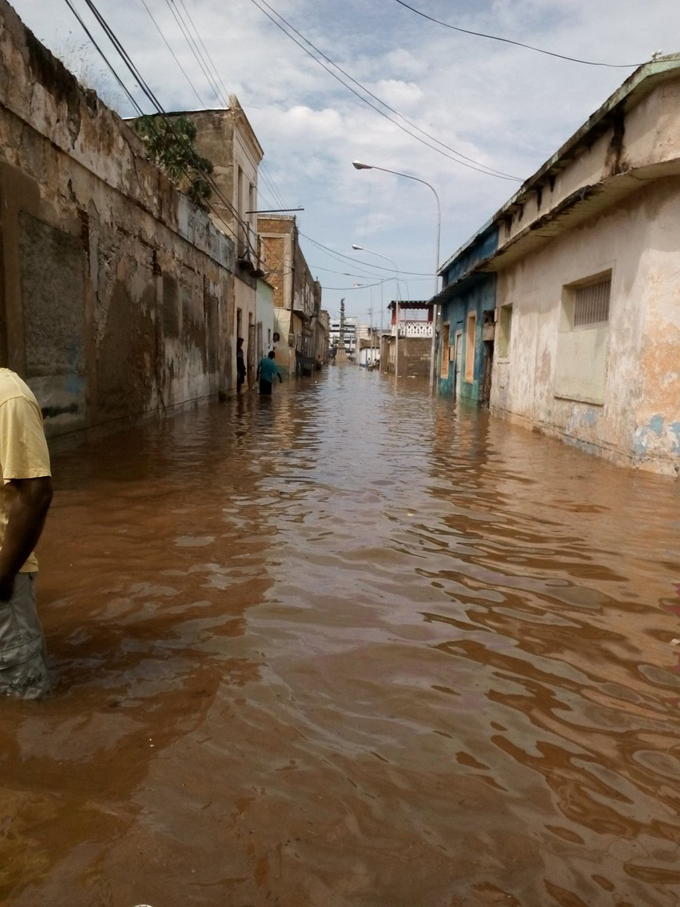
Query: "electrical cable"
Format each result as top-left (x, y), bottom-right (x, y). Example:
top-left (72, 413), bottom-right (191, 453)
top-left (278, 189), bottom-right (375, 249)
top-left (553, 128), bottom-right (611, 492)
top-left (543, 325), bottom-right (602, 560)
top-left (174, 0), bottom-right (232, 103)
top-left (391, 0), bottom-right (644, 68)
top-left (254, 0), bottom-right (519, 180)
top-left (319, 279), bottom-right (388, 291)
top-left (64, 0), bottom-right (258, 254)
top-left (310, 264), bottom-right (430, 285)
top-left (300, 232), bottom-right (434, 276)
top-left (248, 0), bottom-right (521, 181)
top-left (138, 0), bottom-right (207, 108)
top-left (145, 0), bottom-right (295, 271)
top-left (162, 0), bottom-right (224, 105)
top-left (259, 161), bottom-right (290, 210)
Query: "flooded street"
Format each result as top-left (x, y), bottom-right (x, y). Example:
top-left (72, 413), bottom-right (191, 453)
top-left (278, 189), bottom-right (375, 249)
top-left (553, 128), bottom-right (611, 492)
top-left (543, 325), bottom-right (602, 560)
top-left (1, 365), bottom-right (679, 907)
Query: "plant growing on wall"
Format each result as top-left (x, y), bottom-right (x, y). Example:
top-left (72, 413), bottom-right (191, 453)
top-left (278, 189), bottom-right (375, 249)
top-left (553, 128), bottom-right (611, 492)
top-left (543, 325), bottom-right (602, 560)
top-left (54, 36), bottom-right (124, 112)
top-left (133, 115), bottom-right (214, 210)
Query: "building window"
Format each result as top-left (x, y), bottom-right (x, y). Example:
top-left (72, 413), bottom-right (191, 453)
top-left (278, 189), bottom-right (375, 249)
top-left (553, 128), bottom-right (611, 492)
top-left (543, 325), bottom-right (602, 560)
top-left (440, 322), bottom-right (450, 379)
top-left (498, 304), bottom-right (513, 358)
top-left (573, 279), bottom-right (610, 327)
top-left (555, 272), bottom-right (612, 405)
top-left (268, 328), bottom-right (272, 348)
top-left (465, 312), bottom-right (476, 383)
top-left (236, 307), bottom-right (242, 341)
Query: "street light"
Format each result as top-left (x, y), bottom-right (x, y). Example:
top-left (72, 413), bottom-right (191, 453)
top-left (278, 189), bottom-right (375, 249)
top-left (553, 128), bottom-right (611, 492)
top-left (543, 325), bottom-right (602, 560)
top-left (352, 243), bottom-right (403, 377)
top-left (352, 161), bottom-right (441, 389)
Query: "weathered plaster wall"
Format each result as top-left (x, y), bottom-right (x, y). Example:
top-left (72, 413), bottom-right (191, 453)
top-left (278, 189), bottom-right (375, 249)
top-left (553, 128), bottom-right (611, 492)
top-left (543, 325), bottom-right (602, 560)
top-left (491, 178), bottom-right (680, 475)
top-left (381, 337), bottom-right (430, 378)
top-left (0, 2), bottom-right (235, 438)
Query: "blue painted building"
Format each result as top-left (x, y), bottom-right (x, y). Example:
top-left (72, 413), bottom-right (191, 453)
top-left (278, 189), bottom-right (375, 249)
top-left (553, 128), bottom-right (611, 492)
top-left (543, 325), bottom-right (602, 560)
top-left (434, 223), bottom-right (498, 403)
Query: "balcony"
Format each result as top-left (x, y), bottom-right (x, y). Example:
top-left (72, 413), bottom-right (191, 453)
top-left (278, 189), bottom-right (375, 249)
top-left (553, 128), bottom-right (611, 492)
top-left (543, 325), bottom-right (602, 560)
top-left (392, 321), bottom-right (433, 338)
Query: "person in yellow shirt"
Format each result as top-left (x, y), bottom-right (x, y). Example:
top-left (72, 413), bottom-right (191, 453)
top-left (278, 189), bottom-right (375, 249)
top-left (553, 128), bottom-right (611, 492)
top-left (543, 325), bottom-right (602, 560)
top-left (0, 368), bottom-right (53, 698)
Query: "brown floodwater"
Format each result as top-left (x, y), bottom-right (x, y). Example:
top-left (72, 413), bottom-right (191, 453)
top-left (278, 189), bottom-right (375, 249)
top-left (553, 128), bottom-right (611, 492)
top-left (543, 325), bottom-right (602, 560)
top-left (1, 365), bottom-right (679, 907)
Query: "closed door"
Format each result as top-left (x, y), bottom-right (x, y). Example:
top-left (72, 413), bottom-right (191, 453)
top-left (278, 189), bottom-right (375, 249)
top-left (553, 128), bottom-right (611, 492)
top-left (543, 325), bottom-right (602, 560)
top-left (454, 331), bottom-right (463, 395)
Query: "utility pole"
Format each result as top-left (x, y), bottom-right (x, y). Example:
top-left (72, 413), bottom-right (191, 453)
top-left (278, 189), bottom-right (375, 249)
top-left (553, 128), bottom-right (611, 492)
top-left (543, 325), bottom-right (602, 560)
top-left (339, 298), bottom-right (345, 350)
top-left (336, 298), bottom-right (347, 364)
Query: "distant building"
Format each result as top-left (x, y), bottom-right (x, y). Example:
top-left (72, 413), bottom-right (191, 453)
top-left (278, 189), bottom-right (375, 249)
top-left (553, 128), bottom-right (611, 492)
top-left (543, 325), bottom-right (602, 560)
top-left (381, 301), bottom-right (433, 378)
top-left (329, 318), bottom-right (357, 358)
top-left (138, 100), bottom-right (265, 393)
top-left (356, 324), bottom-right (380, 368)
top-left (433, 54), bottom-right (680, 475)
top-left (259, 215), bottom-right (323, 377)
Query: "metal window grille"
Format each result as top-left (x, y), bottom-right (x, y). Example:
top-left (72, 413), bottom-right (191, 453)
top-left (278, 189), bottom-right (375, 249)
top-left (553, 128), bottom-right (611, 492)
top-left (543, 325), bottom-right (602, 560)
top-left (573, 279), bottom-right (611, 327)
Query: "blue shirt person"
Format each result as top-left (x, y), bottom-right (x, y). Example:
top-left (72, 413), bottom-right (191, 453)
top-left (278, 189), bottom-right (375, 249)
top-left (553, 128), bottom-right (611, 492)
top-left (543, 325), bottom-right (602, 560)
top-left (257, 351), bottom-right (282, 395)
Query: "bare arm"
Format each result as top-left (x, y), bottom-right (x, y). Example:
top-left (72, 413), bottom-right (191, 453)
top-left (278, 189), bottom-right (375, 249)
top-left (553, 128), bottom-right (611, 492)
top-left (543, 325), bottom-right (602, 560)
top-left (0, 476), bottom-right (53, 601)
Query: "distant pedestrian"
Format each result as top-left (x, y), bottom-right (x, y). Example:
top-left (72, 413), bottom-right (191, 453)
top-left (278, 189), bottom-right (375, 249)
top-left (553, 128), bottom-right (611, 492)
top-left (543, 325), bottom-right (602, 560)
top-left (0, 368), bottom-right (53, 699)
top-left (257, 351), bottom-right (282, 396)
top-left (236, 337), bottom-right (246, 393)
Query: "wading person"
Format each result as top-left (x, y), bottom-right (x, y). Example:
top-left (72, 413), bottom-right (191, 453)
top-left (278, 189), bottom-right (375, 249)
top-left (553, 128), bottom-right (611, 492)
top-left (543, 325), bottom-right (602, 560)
top-left (236, 337), bottom-right (246, 393)
top-left (0, 368), bottom-right (53, 699)
top-left (257, 350), bottom-right (282, 396)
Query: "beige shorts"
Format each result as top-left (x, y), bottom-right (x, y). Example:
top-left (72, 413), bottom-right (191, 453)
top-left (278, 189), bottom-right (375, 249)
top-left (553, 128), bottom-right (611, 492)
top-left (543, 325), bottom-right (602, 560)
top-left (0, 572), bottom-right (49, 699)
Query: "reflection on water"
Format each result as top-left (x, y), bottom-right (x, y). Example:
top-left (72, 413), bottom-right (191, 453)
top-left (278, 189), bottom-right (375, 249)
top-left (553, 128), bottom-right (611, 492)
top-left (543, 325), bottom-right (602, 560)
top-left (1, 366), bottom-right (679, 907)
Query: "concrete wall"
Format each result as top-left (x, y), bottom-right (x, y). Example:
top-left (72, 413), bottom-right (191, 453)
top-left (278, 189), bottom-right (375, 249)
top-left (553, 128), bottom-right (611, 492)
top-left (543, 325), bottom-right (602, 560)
top-left (491, 178), bottom-right (680, 475)
top-left (0, 2), bottom-right (235, 438)
top-left (260, 216), bottom-right (323, 374)
top-left (381, 336), bottom-right (430, 378)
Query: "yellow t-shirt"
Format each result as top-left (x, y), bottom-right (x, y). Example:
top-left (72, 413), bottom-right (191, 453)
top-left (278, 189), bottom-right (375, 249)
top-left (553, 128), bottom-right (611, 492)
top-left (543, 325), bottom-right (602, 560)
top-left (0, 369), bottom-right (51, 573)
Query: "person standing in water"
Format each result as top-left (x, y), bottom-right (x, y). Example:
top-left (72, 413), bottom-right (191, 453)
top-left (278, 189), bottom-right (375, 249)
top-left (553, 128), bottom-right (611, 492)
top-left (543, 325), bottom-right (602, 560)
top-left (0, 368), bottom-right (53, 698)
top-left (236, 337), bottom-right (246, 393)
top-left (257, 351), bottom-right (282, 396)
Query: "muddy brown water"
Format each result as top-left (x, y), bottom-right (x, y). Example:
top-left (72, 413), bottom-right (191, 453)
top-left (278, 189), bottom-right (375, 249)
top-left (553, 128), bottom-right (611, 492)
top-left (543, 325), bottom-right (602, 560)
top-left (1, 366), bottom-right (679, 907)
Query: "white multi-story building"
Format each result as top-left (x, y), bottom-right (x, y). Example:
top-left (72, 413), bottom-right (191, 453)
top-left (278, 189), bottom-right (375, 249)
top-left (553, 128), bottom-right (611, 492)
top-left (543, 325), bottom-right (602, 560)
top-left (329, 317), bottom-right (357, 357)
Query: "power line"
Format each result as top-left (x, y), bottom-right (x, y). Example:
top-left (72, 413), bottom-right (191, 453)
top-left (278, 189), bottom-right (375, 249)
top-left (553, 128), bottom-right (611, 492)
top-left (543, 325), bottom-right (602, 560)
top-left (300, 233), bottom-right (434, 276)
top-left (319, 279), bottom-right (388, 291)
top-left (138, 0), bottom-right (207, 108)
top-left (310, 263), bottom-right (431, 282)
top-left (253, 0), bottom-right (519, 180)
top-left (259, 161), bottom-right (289, 210)
top-left (142, 0), bottom-right (293, 269)
top-left (247, 0), bottom-right (521, 181)
top-left (64, 0), bottom-right (258, 255)
top-left (174, 0), bottom-right (231, 102)
top-left (162, 0), bottom-right (224, 106)
top-left (391, 0), bottom-right (644, 68)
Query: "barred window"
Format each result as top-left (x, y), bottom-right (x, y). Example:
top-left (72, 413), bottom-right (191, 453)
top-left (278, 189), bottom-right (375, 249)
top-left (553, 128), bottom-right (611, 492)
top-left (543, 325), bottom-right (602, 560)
top-left (573, 279), bottom-right (610, 327)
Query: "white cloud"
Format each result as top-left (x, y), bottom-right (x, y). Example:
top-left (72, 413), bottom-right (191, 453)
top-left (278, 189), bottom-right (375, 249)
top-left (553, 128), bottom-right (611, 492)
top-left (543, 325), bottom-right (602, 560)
top-left (9, 0), bottom-right (680, 319)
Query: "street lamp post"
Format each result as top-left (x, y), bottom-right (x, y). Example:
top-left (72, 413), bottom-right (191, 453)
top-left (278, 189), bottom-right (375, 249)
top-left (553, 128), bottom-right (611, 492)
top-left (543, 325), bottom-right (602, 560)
top-left (352, 161), bottom-right (441, 389)
top-left (351, 244), bottom-right (402, 378)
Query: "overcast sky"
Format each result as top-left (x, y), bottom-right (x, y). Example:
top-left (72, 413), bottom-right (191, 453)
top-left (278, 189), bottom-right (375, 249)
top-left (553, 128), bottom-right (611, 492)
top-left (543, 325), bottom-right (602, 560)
top-left (11, 0), bottom-right (679, 324)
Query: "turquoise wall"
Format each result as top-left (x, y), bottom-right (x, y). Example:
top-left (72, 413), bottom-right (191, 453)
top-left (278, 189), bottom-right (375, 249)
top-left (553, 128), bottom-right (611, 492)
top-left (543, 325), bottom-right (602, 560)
top-left (437, 274), bottom-right (497, 401)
